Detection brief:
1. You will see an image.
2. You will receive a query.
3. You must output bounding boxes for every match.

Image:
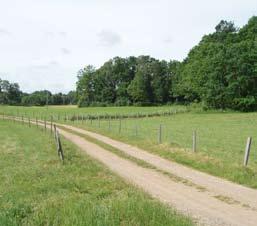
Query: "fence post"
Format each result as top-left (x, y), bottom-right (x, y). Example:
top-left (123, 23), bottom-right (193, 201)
top-left (50, 116), bottom-right (53, 134)
top-left (193, 130), bottom-right (196, 152)
top-left (158, 124), bottom-right (162, 144)
top-left (54, 124), bottom-right (57, 142)
top-left (54, 127), bottom-right (64, 162)
top-left (244, 137), bottom-right (252, 166)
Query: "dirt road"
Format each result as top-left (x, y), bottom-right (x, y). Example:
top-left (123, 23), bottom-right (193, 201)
top-left (59, 127), bottom-right (257, 226)
top-left (5, 117), bottom-right (257, 226)
top-left (57, 124), bottom-right (257, 209)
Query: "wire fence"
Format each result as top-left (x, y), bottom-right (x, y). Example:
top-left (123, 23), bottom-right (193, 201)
top-left (65, 115), bottom-right (257, 168)
top-left (1, 111), bottom-right (257, 168)
top-left (1, 113), bottom-right (64, 162)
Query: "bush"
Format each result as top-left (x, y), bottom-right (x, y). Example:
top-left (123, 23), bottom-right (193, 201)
top-left (233, 97), bottom-right (257, 112)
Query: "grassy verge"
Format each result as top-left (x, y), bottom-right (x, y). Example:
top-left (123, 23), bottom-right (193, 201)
top-left (0, 119), bottom-right (193, 226)
top-left (64, 112), bottom-right (257, 189)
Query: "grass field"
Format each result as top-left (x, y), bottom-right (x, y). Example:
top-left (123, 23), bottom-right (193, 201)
top-left (1, 105), bottom-right (257, 189)
top-left (64, 111), bottom-right (257, 189)
top-left (0, 105), bottom-right (188, 119)
top-left (0, 120), bottom-right (193, 226)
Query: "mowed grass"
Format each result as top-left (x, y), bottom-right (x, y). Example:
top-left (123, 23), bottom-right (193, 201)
top-left (66, 112), bottom-right (257, 188)
top-left (0, 105), bottom-right (187, 119)
top-left (0, 120), bottom-right (193, 226)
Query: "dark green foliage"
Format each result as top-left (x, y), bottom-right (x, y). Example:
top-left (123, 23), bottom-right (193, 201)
top-left (173, 16), bottom-right (257, 111)
top-left (0, 79), bottom-right (22, 105)
top-left (21, 90), bottom-right (77, 106)
top-left (76, 16), bottom-right (257, 111)
top-left (77, 56), bottom-right (173, 106)
top-left (21, 90), bottom-right (51, 106)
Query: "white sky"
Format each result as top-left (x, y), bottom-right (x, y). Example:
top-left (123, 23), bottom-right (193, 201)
top-left (0, 0), bottom-right (256, 93)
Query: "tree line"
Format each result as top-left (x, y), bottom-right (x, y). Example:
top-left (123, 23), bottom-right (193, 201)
top-left (2, 17), bottom-right (257, 111)
top-left (0, 79), bottom-right (77, 106)
top-left (77, 16), bottom-right (257, 111)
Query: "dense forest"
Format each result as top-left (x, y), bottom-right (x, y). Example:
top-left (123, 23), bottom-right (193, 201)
top-left (0, 79), bottom-right (77, 106)
top-left (77, 16), bottom-right (257, 111)
top-left (1, 17), bottom-right (257, 111)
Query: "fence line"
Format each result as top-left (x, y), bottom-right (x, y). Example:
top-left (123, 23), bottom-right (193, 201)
top-left (0, 115), bottom-right (65, 162)
top-left (0, 113), bottom-right (256, 167)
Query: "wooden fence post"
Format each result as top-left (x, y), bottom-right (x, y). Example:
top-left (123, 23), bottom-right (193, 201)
top-left (158, 124), bottom-right (162, 144)
top-left (244, 137), bottom-right (252, 166)
top-left (193, 130), bottom-right (196, 152)
top-left (54, 124), bottom-right (57, 142)
top-left (57, 131), bottom-right (64, 162)
top-left (54, 126), bottom-right (64, 162)
top-left (50, 116), bottom-right (53, 134)
top-left (54, 125), bottom-right (58, 146)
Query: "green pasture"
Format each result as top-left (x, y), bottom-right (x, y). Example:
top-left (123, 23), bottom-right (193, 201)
top-left (64, 111), bottom-right (257, 188)
top-left (1, 105), bottom-right (257, 188)
top-left (0, 119), bottom-right (193, 226)
top-left (0, 105), bottom-right (188, 119)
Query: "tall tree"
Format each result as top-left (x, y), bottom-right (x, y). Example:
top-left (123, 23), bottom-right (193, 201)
top-left (76, 65), bottom-right (96, 106)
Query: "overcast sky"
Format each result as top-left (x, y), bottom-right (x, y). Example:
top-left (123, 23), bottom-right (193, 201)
top-left (0, 0), bottom-right (256, 93)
